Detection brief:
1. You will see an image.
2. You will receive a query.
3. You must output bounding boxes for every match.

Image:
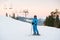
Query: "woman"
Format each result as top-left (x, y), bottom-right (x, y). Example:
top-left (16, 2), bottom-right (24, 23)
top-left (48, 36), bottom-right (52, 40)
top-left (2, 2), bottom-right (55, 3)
top-left (32, 15), bottom-right (40, 35)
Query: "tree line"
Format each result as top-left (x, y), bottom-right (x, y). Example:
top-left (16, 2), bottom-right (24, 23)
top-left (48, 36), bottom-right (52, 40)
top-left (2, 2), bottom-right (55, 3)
top-left (44, 9), bottom-right (60, 28)
top-left (5, 9), bottom-right (60, 28)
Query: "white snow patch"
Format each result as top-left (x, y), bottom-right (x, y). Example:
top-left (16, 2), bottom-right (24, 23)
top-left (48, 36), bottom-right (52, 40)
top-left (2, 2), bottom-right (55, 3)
top-left (0, 16), bottom-right (60, 40)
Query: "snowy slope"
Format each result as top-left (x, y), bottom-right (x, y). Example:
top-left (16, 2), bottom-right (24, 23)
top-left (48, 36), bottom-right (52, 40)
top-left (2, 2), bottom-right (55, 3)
top-left (0, 16), bottom-right (60, 40)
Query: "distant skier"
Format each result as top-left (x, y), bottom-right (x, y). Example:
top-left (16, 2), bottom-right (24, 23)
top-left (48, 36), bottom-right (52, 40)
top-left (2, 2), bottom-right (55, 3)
top-left (32, 15), bottom-right (40, 35)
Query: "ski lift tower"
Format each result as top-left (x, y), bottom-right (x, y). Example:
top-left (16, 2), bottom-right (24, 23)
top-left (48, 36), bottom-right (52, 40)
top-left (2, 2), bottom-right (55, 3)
top-left (23, 9), bottom-right (29, 18)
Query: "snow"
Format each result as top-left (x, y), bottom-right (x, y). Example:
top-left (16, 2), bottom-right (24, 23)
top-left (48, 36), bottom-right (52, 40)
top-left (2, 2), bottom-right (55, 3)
top-left (0, 16), bottom-right (60, 40)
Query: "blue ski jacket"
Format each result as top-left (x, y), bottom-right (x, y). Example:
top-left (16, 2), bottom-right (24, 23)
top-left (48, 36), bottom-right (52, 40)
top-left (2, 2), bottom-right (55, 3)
top-left (32, 18), bottom-right (38, 26)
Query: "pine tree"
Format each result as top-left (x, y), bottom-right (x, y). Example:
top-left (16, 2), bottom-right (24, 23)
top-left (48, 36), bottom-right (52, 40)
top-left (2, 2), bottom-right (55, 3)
top-left (6, 13), bottom-right (8, 17)
top-left (44, 11), bottom-right (55, 27)
top-left (55, 15), bottom-right (60, 28)
top-left (12, 13), bottom-right (15, 19)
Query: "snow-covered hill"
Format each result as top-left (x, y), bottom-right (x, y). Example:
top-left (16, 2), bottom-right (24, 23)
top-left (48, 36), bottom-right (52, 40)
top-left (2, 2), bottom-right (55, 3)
top-left (0, 16), bottom-right (60, 40)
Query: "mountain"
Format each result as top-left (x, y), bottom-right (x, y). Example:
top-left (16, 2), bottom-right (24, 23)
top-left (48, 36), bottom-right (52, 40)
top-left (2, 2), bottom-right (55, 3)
top-left (0, 16), bottom-right (60, 40)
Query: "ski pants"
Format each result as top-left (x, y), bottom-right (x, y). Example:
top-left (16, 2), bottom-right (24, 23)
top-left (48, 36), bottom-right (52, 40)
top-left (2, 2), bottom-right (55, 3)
top-left (33, 25), bottom-right (39, 34)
